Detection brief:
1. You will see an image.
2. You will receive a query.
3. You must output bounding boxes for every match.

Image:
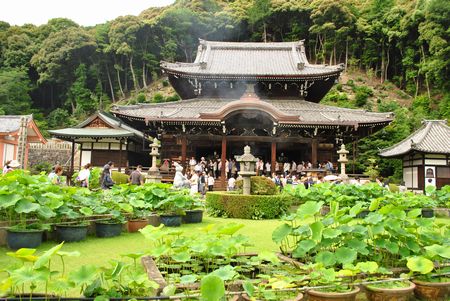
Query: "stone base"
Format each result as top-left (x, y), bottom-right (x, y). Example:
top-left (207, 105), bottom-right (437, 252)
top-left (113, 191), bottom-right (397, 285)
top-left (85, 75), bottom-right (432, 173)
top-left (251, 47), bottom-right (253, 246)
top-left (145, 175), bottom-right (162, 183)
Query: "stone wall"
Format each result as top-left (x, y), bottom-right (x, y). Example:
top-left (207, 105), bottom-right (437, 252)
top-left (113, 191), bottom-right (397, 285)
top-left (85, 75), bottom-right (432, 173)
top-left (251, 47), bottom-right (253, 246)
top-left (28, 138), bottom-right (79, 169)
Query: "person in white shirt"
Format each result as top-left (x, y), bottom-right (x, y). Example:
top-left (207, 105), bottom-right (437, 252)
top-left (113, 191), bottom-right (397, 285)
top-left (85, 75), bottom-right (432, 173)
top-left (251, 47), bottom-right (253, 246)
top-left (189, 157), bottom-right (197, 173)
top-left (189, 171), bottom-right (199, 195)
top-left (259, 159), bottom-right (264, 175)
top-left (283, 162), bottom-right (291, 176)
top-left (207, 172), bottom-right (215, 191)
top-left (291, 161), bottom-right (297, 174)
top-left (265, 162), bottom-right (271, 176)
top-left (77, 163), bottom-right (91, 188)
top-left (228, 176), bottom-right (236, 191)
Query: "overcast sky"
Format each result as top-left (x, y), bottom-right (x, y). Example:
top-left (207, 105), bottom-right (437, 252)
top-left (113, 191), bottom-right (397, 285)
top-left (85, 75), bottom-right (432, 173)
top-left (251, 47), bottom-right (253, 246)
top-left (0, 0), bottom-right (175, 26)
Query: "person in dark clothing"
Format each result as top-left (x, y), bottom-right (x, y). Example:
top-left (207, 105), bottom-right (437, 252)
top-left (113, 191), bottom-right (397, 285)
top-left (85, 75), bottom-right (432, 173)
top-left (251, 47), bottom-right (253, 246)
top-left (101, 163), bottom-right (115, 189)
top-left (129, 165), bottom-right (144, 185)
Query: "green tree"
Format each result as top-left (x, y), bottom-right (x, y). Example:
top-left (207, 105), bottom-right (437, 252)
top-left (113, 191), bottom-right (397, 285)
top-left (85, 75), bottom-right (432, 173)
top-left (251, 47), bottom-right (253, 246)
top-left (67, 64), bottom-right (97, 116)
top-left (0, 68), bottom-right (33, 114)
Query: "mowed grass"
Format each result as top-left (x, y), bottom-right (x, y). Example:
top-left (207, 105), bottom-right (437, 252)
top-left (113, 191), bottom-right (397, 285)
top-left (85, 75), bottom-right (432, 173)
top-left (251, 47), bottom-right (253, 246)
top-left (0, 215), bottom-right (448, 297)
top-left (0, 216), bottom-right (286, 273)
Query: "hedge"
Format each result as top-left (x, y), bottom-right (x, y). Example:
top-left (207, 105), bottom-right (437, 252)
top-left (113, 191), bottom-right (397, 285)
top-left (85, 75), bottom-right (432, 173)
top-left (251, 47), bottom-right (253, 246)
top-left (206, 192), bottom-right (292, 219)
top-left (235, 176), bottom-right (278, 195)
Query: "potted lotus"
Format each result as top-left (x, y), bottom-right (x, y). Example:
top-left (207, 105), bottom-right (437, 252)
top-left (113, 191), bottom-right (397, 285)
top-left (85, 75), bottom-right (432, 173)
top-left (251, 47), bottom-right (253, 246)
top-left (53, 188), bottom-right (101, 242)
top-left (363, 279), bottom-right (415, 301)
top-left (155, 193), bottom-right (187, 227)
top-left (305, 266), bottom-right (360, 301)
top-left (407, 246), bottom-right (450, 301)
top-left (94, 190), bottom-right (132, 237)
top-left (0, 172), bottom-right (58, 249)
top-left (182, 190), bottom-right (204, 224)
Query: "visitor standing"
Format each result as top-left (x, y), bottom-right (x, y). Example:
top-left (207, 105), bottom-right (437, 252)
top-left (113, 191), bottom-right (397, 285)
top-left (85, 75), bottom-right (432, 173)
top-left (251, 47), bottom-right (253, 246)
top-left (259, 159), bottom-right (264, 176)
top-left (189, 157), bottom-right (197, 173)
top-left (225, 159), bottom-right (230, 179)
top-left (231, 159), bottom-right (237, 178)
top-left (101, 164), bottom-right (115, 189)
top-left (189, 171), bottom-right (199, 195)
top-left (265, 161), bottom-right (271, 177)
top-left (199, 171), bottom-right (206, 197)
top-left (213, 159), bottom-right (218, 179)
top-left (217, 159), bottom-right (222, 179)
top-left (49, 166), bottom-right (63, 185)
top-left (227, 175), bottom-right (236, 191)
top-left (283, 161), bottom-right (291, 176)
top-left (2, 160), bottom-right (20, 174)
top-left (291, 161), bottom-right (297, 175)
top-left (207, 172), bottom-right (215, 191)
top-left (399, 181), bottom-right (407, 193)
top-left (77, 163), bottom-right (91, 188)
top-left (129, 165), bottom-right (144, 185)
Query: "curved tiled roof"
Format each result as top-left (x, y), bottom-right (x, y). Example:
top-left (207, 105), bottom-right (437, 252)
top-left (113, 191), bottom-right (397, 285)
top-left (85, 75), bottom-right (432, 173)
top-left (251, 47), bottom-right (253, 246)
top-left (111, 98), bottom-right (393, 127)
top-left (0, 115), bottom-right (33, 133)
top-left (161, 40), bottom-right (343, 78)
top-left (379, 120), bottom-right (450, 157)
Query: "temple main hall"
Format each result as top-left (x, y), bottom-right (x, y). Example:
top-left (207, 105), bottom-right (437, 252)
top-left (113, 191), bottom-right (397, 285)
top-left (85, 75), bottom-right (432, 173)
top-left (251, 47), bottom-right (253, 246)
top-left (51, 40), bottom-right (393, 182)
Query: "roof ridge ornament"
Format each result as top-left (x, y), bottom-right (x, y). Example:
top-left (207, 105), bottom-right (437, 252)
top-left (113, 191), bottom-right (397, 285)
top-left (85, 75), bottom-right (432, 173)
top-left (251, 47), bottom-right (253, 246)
top-left (240, 83), bottom-right (260, 101)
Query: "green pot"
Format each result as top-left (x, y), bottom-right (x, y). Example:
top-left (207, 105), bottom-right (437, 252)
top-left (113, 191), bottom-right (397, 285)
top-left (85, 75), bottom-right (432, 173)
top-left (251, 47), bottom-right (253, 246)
top-left (7, 229), bottom-right (43, 250)
top-left (182, 210), bottom-right (203, 223)
top-left (55, 224), bottom-right (88, 242)
top-left (95, 221), bottom-right (123, 238)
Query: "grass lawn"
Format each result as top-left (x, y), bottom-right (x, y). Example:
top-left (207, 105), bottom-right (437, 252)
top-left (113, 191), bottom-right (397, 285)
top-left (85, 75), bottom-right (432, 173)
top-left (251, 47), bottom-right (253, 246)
top-left (0, 215), bottom-right (448, 298)
top-left (0, 216), bottom-right (286, 274)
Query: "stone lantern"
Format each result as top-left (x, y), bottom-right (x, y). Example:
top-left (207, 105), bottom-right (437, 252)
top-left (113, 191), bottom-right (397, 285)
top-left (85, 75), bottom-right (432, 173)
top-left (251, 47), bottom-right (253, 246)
top-left (337, 144), bottom-right (349, 181)
top-left (235, 145), bottom-right (258, 195)
top-left (146, 138), bottom-right (162, 183)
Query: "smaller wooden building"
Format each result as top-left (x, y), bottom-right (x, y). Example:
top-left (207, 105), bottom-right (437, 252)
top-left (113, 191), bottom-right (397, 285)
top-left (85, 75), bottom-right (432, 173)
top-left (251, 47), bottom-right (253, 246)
top-left (49, 112), bottom-right (150, 171)
top-left (0, 115), bottom-right (46, 168)
top-left (379, 120), bottom-right (450, 190)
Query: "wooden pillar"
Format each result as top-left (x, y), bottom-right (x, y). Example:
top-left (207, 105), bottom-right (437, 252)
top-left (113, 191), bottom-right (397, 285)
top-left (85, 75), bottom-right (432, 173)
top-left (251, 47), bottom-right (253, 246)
top-left (311, 138), bottom-right (318, 168)
top-left (221, 135), bottom-right (227, 188)
top-left (70, 140), bottom-right (75, 184)
top-left (118, 139), bottom-right (123, 172)
top-left (271, 141), bottom-right (276, 174)
top-left (352, 141), bottom-right (357, 174)
top-left (181, 135), bottom-right (187, 167)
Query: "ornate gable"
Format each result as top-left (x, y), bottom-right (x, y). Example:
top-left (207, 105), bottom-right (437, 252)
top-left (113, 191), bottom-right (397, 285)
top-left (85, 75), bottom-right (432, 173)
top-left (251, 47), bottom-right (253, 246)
top-left (85, 117), bottom-right (111, 128)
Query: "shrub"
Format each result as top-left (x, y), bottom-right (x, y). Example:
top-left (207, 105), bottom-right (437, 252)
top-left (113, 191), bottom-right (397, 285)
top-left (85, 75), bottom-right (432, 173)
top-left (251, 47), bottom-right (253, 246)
top-left (354, 85), bottom-right (373, 107)
top-left (206, 192), bottom-right (292, 219)
top-left (162, 80), bottom-right (169, 87)
top-left (112, 171), bottom-right (129, 184)
top-left (152, 93), bottom-right (164, 103)
top-left (336, 83), bottom-right (343, 92)
top-left (136, 93), bottom-right (147, 103)
top-left (235, 176), bottom-right (277, 195)
top-left (30, 162), bottom-right (53, 175)
top-left (165, 94), bottom-right (180, 102)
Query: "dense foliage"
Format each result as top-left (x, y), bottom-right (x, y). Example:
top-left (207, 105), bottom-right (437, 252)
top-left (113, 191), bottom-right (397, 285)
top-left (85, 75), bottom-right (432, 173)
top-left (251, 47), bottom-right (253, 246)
top-left (235, 176), bottom-right (278, 195)
top-left (206, 192), bottom-right (292, 219)
top-left (0, 0), bottom-right (449, 178)
top-left (0, 171), bottom-right (200, 228)
top-left (284, 182), bottom-right (450, 209)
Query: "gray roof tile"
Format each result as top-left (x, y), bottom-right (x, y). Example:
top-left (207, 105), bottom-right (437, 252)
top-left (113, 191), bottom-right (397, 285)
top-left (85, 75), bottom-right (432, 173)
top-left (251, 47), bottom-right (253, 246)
top-left (161, 40), bottom-right (343, 77)
top-left (379, 120), bottom-right (450, 157)
top-left (111, 99), bottom-right (393, 126)
top-left (0, 115), bottom-right (33, 133)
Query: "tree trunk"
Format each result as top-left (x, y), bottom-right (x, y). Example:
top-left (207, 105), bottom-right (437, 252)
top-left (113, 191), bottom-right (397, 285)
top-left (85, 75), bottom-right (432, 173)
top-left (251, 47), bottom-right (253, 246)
top-left (385, 46), bottom-right (390, 82)
top-left (116, 68), bottom-right (125, 98)
top-left (129, 55), bottom-right (140, 93)
top-left (421, 45), bottom-right (431, 99)
top-left (345, 38), bottom-right (349, 70)
top-left (106, 64), bottom-right (116, 102)
top-left (142, 63), bottom-right (147, 88)
top-left (380, 43), bottom-right (385, 84)
top-left (263, 23), bottom-right (267, 42)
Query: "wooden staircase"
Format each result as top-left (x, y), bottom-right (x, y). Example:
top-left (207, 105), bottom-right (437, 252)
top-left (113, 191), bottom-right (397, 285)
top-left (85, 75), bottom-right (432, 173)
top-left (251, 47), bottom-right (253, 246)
top-left (213, 177), bottom-right (227, 191)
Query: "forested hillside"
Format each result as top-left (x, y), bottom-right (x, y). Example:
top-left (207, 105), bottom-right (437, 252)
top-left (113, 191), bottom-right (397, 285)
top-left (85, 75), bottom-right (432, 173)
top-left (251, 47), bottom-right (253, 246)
top-left (0, 0), bottom-right (449, 178)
